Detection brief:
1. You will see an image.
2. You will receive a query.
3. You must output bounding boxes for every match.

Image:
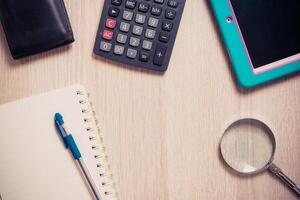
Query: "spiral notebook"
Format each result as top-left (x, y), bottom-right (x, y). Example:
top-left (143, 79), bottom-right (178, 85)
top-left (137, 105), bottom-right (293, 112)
top-left (0, 85), bottom-right (118, 200)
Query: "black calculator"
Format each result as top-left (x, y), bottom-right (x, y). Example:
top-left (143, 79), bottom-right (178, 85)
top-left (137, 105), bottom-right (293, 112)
top-left (93, 0), bottom-right (186, 72)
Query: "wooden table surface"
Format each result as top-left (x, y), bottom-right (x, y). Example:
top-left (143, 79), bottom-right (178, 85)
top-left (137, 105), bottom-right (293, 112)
top-left (0, 1), bottom-right (300, 199)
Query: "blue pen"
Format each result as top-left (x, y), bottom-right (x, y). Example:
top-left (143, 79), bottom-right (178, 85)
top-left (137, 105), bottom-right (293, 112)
top-left (55, 113), bottom-right (102, 200)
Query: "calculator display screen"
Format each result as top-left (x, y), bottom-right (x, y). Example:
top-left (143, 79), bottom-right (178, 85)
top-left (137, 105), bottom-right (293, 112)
top-left (230, 0), bottom-right (300, 69)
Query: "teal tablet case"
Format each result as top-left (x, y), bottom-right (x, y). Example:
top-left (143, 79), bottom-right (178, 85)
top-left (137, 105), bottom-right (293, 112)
top-left (210, 0), bottom-right (300, 88)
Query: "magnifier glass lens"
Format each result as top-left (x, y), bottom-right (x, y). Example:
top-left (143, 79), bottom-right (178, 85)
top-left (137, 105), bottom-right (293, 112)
top-left (220, 119), bottom-right (275, 174)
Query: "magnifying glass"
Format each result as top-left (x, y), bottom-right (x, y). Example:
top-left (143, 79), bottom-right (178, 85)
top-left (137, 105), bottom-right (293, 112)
top-left (220, 118), bottom-right (300, 196)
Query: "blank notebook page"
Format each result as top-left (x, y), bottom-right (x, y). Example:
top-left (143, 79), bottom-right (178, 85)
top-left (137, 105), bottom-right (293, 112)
top-left (0, 85), bottom-right (117, 200)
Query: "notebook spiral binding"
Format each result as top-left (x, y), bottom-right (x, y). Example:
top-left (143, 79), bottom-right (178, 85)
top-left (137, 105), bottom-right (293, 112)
top-left (76, 89), bottom-right (119, 200)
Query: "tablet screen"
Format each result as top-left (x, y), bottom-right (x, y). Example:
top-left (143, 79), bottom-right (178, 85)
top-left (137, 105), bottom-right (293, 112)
top-left (230, 0), bottom-right (300, 69)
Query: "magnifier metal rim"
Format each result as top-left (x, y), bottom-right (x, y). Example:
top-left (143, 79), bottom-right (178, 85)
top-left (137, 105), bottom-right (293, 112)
top-left (220, 118), bottom-right (276, 175)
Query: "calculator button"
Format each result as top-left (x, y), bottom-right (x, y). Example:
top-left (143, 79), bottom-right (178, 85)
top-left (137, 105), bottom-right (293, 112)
top-left (159, 32), bottom-right (170, 43)
top-left (125, 0), bottom-right (137, 9)
top-left (129, 37), bottom-right (140, 47)
top-left (100, 41), bottom-right (112, 52)
top-left (108, 7), bottom-right (120, 17)
top-left (165, 9), bottom-right (176, 19)
top-left (105, 18), bottom-right (117, 29)
top-left (138, 2), bottom-right (150, 12)
top-left (123, 10), bottom-right (134, 21)
top-left (114, 45), bottom-right (125, 55)
top-left (117, 33), bottom-right (128, 43)
top-left (140, 51), bottom-right (150, 62)
top-left (135, 14), bottom-right (146, 24)
top-left (120, 22), bottom-right (131, 32)
top-left (145, 29), bottom-right (156, 39)
top-left (127, 48), bottom-right (137, 59)
top-left (148, 17), bottom-right (159, 28)
top-left (111, 0), bottom-right (122, 6)
top-left (132, 25), bottom-right (143, 36)
top-left (153, 44), bottom-right (167, 66)
top-left (154, 0), bottom-right (164, 4)
top-left (162, 20), bottom-right (173, 31)
top-left (103, 30), bottom-right (114, 40)
top-left (168, 0), bottom-right (178, 8)
top-left (151, 6), bottom-right (162, 16)
top-left (142, 40), bottom-right (153, 50)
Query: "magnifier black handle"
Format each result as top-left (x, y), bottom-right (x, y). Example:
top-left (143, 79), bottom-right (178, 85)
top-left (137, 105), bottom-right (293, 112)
top-left (268, 163), bottom-right (300, 196)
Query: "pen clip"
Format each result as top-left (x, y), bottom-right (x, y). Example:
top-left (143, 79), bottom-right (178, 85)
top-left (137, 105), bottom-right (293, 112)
top-left (54, 113), bottom-right (68, 147)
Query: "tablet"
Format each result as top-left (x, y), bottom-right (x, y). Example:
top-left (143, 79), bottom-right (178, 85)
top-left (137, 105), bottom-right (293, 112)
top-left (210, 0), bottom-right (300, 88)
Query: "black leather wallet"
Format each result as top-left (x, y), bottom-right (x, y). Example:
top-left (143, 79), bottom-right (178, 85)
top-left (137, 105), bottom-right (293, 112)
top-left (0, 0), bottom-right (74, 59)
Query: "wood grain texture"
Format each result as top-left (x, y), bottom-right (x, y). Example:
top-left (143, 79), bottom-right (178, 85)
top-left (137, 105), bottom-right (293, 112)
top-left (0, 0), bottom-right (300, 199)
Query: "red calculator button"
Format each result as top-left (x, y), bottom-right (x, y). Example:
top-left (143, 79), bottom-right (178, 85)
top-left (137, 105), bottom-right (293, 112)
top-left (103, 30), bottom-right (113, 40)
top-left (105, 18), bottom-right (117, 29)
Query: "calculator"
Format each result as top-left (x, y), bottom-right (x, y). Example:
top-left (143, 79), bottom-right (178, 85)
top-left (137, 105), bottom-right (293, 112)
top-left (93, 0), bottom-right (186, 72)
